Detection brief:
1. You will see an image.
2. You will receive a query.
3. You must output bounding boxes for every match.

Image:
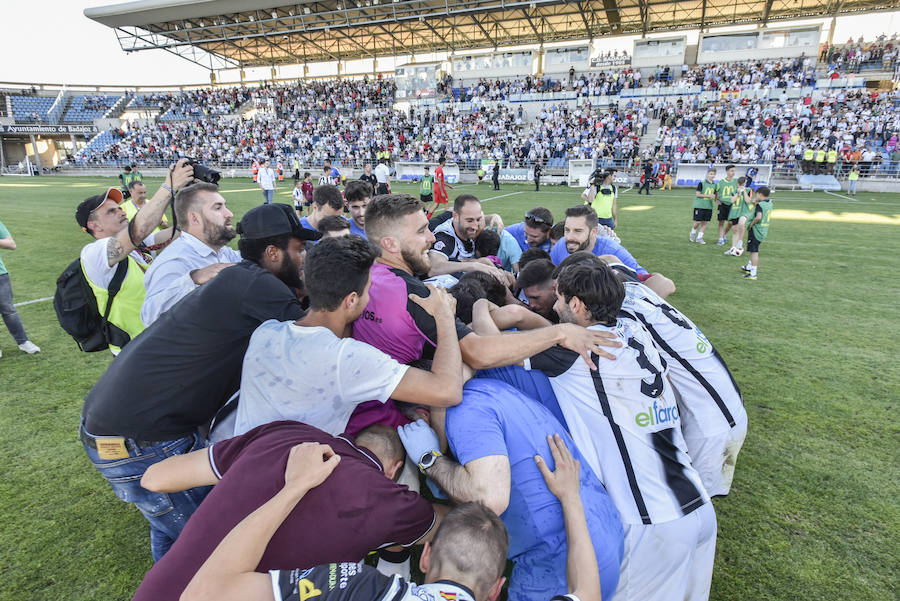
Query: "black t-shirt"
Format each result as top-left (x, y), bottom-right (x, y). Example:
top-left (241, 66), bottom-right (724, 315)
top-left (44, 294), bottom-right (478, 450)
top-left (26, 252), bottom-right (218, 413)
top-left (82, 261), bottom-right (304, 440)
top-left (360, 173), bottom-right (378, 187)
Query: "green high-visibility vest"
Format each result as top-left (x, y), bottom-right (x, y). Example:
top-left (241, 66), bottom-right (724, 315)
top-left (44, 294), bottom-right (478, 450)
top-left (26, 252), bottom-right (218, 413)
top-left (827, 150), bottom-right (838, 163)
top-left (803, 149), bottom-right (814, 160)
top-left (82, 256), bottom-right (147, 354)
top-left (815, 150), bottom-right (825, 162)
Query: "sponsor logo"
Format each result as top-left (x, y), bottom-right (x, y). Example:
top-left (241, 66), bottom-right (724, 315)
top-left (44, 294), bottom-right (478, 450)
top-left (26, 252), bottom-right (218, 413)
top-left (635, 399), bottom-right (679, 427)
top-left (361, 310), bottom-right (382, 323)
top-left (297, 579), bottom-right (322, 601)
top-left (694, 327), bottom-right (710, 353)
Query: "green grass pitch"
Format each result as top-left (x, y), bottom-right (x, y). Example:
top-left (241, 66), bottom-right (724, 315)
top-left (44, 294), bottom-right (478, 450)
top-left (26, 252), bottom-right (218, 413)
top-left (0, 175), bottom-right (897, 600)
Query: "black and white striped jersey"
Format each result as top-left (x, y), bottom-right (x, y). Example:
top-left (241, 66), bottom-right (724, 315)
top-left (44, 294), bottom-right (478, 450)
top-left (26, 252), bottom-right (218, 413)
top-left (524, 320), bottom-right (709, 525)
top-left (619, 282), bottom-right (745, 436)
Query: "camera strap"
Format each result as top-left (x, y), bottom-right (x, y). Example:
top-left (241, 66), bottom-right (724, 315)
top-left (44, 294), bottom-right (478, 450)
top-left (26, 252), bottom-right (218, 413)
top-left (127, 163), bottom-right (178, 254)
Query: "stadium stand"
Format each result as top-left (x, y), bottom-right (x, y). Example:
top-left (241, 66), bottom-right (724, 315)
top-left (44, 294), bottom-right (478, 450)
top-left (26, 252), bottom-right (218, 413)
top-left (10, 95), bottom-right (55, 123)
top-left (63, 95), bottom-right (122, 123)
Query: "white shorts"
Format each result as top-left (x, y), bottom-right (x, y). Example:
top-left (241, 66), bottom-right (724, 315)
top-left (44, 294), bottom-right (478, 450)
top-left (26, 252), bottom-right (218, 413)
top-left (684, 416), bottom-right (748, 497)
top-left (612, 502), bottom-right (717, 601)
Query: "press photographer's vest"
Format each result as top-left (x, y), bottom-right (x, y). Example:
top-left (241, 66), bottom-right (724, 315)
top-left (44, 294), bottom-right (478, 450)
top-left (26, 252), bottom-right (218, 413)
top-left (82, 256), bottom-right (147, 354)
top-left (590, 185), bottom-right (616, 219)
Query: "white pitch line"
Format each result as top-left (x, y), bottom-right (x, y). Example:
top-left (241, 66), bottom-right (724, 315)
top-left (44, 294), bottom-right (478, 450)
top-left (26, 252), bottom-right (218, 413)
top-left (479, 191), bottom-right (524, 202)
top-left (824, 189), bottom-right (859, 202)
top-left (13, 296), bottom-right (52, 307)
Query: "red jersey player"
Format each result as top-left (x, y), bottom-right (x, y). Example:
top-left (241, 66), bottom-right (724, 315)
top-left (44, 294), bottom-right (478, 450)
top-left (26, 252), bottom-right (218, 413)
top-left (427, 156), bottom-right (454, 218)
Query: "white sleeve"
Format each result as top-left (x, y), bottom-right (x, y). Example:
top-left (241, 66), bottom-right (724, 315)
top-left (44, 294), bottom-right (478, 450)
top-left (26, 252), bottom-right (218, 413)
top-left (141, 269), bottom-right (197, 326)
top-left (338, 339), bottom-right (410, 404)
top-left (79, 238), bottom-right (119, 290)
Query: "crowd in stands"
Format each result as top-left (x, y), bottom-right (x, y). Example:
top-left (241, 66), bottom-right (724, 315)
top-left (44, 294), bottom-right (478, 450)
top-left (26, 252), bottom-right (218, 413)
top-left (68, 58), bottom-right (900, 177)
top-left (82, 95), bottom-right (113, 111)
top-left (677, 58), bottom-right (817, 90)
top-left (821, 34), bottom-right (900, 73)
top-left (646, 88), bottom-right (900, 174)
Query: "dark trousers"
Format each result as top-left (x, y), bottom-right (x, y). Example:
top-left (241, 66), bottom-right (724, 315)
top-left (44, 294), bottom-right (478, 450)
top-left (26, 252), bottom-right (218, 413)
top-left (535, 177), bottom-right (540, 191)
top-left (493, 178), bottom-right (500, 190)
top-left (639, 179), bottom-right (651, 195)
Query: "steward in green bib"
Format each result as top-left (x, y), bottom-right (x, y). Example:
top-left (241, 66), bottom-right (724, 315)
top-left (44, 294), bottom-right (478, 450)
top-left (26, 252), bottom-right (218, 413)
top-left (75, 159), bottom-right (196, 354)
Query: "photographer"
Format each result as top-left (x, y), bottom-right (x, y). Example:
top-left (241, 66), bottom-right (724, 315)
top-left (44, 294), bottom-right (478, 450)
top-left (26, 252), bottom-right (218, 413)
top-left (75, 158), bottom-right (194, 354)
top-left (581, 171), bottom-right (618, 229)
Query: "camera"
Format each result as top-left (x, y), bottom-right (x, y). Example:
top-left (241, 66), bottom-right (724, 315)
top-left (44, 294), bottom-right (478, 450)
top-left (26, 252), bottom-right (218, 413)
top-left (183, 158), bottom-right (221, 185)
top-left (590, 168), bottom-right (606, 187)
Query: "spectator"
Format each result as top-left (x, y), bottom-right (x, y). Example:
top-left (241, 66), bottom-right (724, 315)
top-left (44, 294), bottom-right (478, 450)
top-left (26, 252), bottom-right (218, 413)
top-left (0, 220), bottom-right (40, 357)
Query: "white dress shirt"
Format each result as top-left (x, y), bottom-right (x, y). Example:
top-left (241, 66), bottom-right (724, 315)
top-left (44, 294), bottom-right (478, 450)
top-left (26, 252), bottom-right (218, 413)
top-left (141, 232), bottom-right (241, 325)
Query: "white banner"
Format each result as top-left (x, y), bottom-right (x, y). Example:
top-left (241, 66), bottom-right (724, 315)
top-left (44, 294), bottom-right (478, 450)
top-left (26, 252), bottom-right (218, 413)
top-left (675, 163), bottom-right (772, 188)
top-left (395, 162), bottom-right (460, 184)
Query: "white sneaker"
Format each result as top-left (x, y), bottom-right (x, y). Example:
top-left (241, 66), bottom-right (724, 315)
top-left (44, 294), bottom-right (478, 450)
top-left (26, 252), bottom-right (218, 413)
top-left (716, 237), bottom-right (727, 245)
top-left (690, 230), bottom-right (697, 242)
top-left (696, 237), bottom-right (706, 245)
top-left (18, 341), bottom-right (40, 354)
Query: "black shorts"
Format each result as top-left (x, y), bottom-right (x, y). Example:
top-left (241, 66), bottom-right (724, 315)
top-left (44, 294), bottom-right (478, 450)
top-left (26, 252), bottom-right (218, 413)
top-left (747, 229), bottom-right (762, 253)
top-left (421, 194), bottom-right (433, 203)
top-left (730, 217), bottom-right (741, 226)
top-left (693, 208), bottom-right (712, 222)
top-left (717, 203), bottom-right (732, 221)
top-left (376, 183), bottom-right (389, 196)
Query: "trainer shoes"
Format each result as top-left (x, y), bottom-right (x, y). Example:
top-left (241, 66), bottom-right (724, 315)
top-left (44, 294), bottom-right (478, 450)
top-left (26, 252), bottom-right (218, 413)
top-left (18, 341), bottom-right (40, 354)
top-left (716, 237), bottom-right (727, 245)
top-left (741, 264), bottom-right (751, 272)
top-left (696, 237), bottom-right (706, 245)
top-left (743, 273), bottom-right (757, 280)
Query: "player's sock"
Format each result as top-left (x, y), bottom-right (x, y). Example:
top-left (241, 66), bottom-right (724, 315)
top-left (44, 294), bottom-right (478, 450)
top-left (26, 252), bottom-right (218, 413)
top-left (376, 549), bottom-right (411, 580)
top-left (737, 239), bottom-right (744, 250)
top-left (690, 229), bottom-right (697, 242)
top-left (749, 266), bottom-right (757, 277)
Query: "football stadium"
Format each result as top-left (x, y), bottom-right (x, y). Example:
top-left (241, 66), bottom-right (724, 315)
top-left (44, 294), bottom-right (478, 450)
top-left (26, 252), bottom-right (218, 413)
top-left (1, 1), bottom-right (898, 600)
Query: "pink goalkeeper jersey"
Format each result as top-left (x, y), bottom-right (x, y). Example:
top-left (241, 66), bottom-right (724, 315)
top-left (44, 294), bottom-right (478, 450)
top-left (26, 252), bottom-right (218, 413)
top-left (347, 263), bottom-right (471, 436)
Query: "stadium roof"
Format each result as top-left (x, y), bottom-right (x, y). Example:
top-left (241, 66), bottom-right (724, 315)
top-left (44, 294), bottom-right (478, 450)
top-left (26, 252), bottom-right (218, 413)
top-left (86, 0), bottom-right (896, 70)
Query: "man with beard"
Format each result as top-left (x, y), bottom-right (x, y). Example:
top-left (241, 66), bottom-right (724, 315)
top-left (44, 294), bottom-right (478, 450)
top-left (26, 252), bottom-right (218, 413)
top-left (429, 195), bottom-right (509, 283)
top-left (79, 203), bottom-right (320, 561)
top-left (549, 206), bottom-right (675, 299)
top-left (346, 195), bottom-right (620, 438)
top-left (141, 183), bottom-right (241, 325)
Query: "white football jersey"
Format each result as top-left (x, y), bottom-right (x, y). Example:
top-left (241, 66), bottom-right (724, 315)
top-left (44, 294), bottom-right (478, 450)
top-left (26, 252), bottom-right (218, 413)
top-left (619, 282), bottom-right (746, 437)
top-left (525, 320), bottom-right (709, 525)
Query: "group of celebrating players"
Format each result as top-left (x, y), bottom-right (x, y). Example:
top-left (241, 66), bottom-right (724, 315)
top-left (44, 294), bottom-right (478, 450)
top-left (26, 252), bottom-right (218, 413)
top-left (71, 154), bottom-right (759, 601)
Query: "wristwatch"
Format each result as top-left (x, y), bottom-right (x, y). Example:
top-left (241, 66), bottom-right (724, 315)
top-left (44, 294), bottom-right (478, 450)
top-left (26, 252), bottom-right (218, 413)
top-left (418, 450), bottom-right (442, 472)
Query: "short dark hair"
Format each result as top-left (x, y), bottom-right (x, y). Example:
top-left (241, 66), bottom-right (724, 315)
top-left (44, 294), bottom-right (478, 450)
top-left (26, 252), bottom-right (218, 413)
top-left (365, 194), bottom-right (423, 248)
top-left (303, 171), bottom-right (311, 178)
top-left (127, 179), bottom-right (145, 190)
top-left (438, 156), bottom-right (446, 165)
top-left (313, 184), bottom-right (344, 211)
top-left (555, 263), bottom-right (624, 324)
top-left (429, 503), bottom-right (509, 600)
top-left (756, 186), bottom-right (771, 198)
top-left (517, 259), bottom-right (555, 290)
top-left (518, 248), bottom-right (552, 270)
top-left (549, 222), bottom-right (565, 243)
top-left (345, 180), bottom-right (373, 204)
top-left (459, 271), bottom-right (506, 306)
top-left (237, 234), bottom-right (292, 265)
top-left (551, 250), bottom-right (605, 280)
top-left (174, 182), bottom-right (220, 229)
top-left (316, 215), bottom-right (351, 234)
top-left (355, 425), bottom-right (404, 473)
top-left (565, 205), bottom-right (598, 230)
top-left (725, 164), bottom-right (735, 171)
top-left (524, 207), bottom-right (553, 232)
top-left (304, 235), bottom-right (377, 311)
top-left (737, 176), bottom-right (747, 185)
top-left (450, 278), bottom-right (486, 324)
top-left (453, 194), bottom-right (480, 214)
top-left (475, 229), bottom-right (501, 257)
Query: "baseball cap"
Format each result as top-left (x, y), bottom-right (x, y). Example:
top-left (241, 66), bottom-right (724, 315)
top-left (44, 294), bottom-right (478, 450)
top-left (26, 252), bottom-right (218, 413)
top-left (76, 187), bottom-right (123, 231)
top-left (236, 203), bottom-right (322, 241)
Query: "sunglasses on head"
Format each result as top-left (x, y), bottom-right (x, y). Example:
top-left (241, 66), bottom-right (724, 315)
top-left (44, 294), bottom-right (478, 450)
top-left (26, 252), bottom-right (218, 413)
top-left (525, 212), bottom-right (549, 225)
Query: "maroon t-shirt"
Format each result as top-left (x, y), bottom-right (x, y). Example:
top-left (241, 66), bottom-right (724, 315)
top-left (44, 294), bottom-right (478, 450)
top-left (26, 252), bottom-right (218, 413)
top-left (132, 421), bottom-right (435, 601)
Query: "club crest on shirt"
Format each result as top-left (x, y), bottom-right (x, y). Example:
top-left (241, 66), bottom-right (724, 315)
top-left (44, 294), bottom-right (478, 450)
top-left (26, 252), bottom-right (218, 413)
top-left (433, 241), bottom-right (446, 251)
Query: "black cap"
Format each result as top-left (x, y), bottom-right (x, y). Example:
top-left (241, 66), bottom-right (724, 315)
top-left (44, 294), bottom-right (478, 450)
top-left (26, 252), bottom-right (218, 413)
top-left (76, 187), bottom-right (123, 231)
top-left (236, 203), bottom-right (322, 241)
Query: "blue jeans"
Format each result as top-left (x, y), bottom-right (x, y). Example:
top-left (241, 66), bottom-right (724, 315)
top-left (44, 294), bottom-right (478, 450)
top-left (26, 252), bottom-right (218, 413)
top-left (0, 273), bottom-right (28, 344)
top-left (262, 189), bottom-right (274, 204)
top-left (80, 424), bottom-right (211, 561)
top-left (598, 216), bottom-right (616, 229)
